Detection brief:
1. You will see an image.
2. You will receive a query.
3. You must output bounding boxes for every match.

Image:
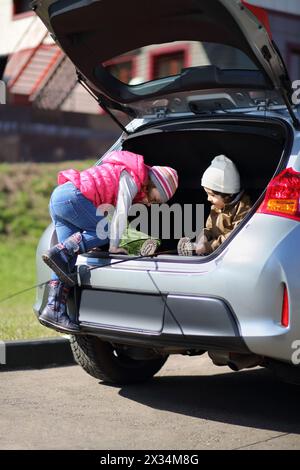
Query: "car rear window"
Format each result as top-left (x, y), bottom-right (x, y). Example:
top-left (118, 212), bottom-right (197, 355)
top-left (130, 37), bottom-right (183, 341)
top-left (103, 41), bottom-right (258, 85)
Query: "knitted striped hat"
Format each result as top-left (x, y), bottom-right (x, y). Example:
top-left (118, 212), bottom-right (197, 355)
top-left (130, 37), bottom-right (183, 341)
top-left (149, 166), bottom-right (178, 202)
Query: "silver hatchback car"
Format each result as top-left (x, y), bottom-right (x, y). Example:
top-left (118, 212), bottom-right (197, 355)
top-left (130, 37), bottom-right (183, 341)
top-left (33, 0), bottom-right (300, 385)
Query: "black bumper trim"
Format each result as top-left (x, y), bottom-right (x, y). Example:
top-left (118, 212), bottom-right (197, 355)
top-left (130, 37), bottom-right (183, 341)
top-left (79, 322), bottom-right (250, 354)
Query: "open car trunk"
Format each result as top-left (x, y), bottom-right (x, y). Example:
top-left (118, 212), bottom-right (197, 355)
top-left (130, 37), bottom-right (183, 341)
top-left (76, 116), bottom-right (290, 339)
top-left (115, 116), bottom-right (288, 254)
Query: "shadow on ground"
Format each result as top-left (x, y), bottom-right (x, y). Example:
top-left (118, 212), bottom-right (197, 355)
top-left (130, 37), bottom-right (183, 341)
top-left (117, 368), bottom-right (299, 434)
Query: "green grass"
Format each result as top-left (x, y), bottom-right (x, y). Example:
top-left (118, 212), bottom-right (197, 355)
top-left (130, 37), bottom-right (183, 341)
top-left (0, 160), bottom-right (94, 239)
top-left (0, 160), bottom-right (94, 340)
top-left (0, 239), bottom-right (59, 340)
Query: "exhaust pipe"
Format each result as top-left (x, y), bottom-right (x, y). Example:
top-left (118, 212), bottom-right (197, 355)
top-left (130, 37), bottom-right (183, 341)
top-left (227, 353), bottom-right (262, 371)
top-left (209, 351), bottom-right (262, 371)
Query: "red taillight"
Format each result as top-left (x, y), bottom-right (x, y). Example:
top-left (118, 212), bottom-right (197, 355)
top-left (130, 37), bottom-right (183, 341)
top-left (258, 168), bottom-right (300, 221)
top-left (281, 286), bottom-right (289, 328)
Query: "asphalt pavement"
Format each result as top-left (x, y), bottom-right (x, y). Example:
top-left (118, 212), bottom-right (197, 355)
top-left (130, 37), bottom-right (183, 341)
top-left (1, 354), bottom-right (300, 450)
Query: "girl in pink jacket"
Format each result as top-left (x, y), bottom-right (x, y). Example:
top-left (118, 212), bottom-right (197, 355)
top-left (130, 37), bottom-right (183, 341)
top-left (39, 151), bottom-right (178, 333)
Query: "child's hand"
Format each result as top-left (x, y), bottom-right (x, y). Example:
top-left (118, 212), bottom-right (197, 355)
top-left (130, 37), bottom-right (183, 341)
top-left (194, 243), bottom-right (207, 256)
top-left (194, 234), bottom-right (208, 256)
top-left (109, 247), bottom-right (129, 255)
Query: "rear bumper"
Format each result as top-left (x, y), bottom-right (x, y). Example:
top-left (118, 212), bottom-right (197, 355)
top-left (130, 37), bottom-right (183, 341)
top-left (78, 288), bottom-right (250, 353)
top-left (35, 216), bottom-right (300, 361)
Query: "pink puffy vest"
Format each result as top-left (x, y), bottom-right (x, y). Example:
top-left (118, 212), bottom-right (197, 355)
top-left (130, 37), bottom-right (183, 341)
top-left (58, 151), bottom-right (149, 207)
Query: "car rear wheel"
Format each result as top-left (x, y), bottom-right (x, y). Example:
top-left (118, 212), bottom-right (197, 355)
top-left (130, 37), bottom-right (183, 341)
top-left (70, 335), bottom-right (168, 385)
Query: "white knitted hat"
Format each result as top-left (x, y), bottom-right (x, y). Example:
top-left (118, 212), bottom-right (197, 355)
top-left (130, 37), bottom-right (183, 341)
top-left (201, 155), bottom-right (240, 194)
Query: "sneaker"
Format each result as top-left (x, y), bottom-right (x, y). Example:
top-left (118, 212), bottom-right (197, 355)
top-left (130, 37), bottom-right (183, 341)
top-left (177, 237), bottom-right (195, 256)
top-left (140, 239), bottom-right (159, 257)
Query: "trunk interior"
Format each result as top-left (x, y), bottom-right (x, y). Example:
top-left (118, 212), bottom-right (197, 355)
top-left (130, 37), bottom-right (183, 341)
top-left (119, 117), bottom-right (289, 253)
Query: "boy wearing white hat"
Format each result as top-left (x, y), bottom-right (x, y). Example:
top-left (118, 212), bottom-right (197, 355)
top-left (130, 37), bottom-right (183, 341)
top-left (178, 155), bottom-right (251, 256)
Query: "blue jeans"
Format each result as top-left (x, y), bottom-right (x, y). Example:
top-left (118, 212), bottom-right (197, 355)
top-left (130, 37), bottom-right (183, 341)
top-left (49, 182), bottom-right (108, 280)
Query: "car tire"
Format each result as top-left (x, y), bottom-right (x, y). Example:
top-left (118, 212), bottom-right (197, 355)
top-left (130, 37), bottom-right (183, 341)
top-left (265, 359), bottom-right (300, 385)
top-left (70, 335), bottom-right (168, 385)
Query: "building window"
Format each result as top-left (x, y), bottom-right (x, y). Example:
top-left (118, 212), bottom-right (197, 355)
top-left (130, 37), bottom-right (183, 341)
top-left (104, 54), bottom-right (137, 84)
top-left (153, 51), bottom-right (185, 79)
top-left (13, 0), bottom-right (31, 16)
top-left (150, 49), bottom-right (188, 81)
top-left (106, 60), bottom-right (133, 84)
